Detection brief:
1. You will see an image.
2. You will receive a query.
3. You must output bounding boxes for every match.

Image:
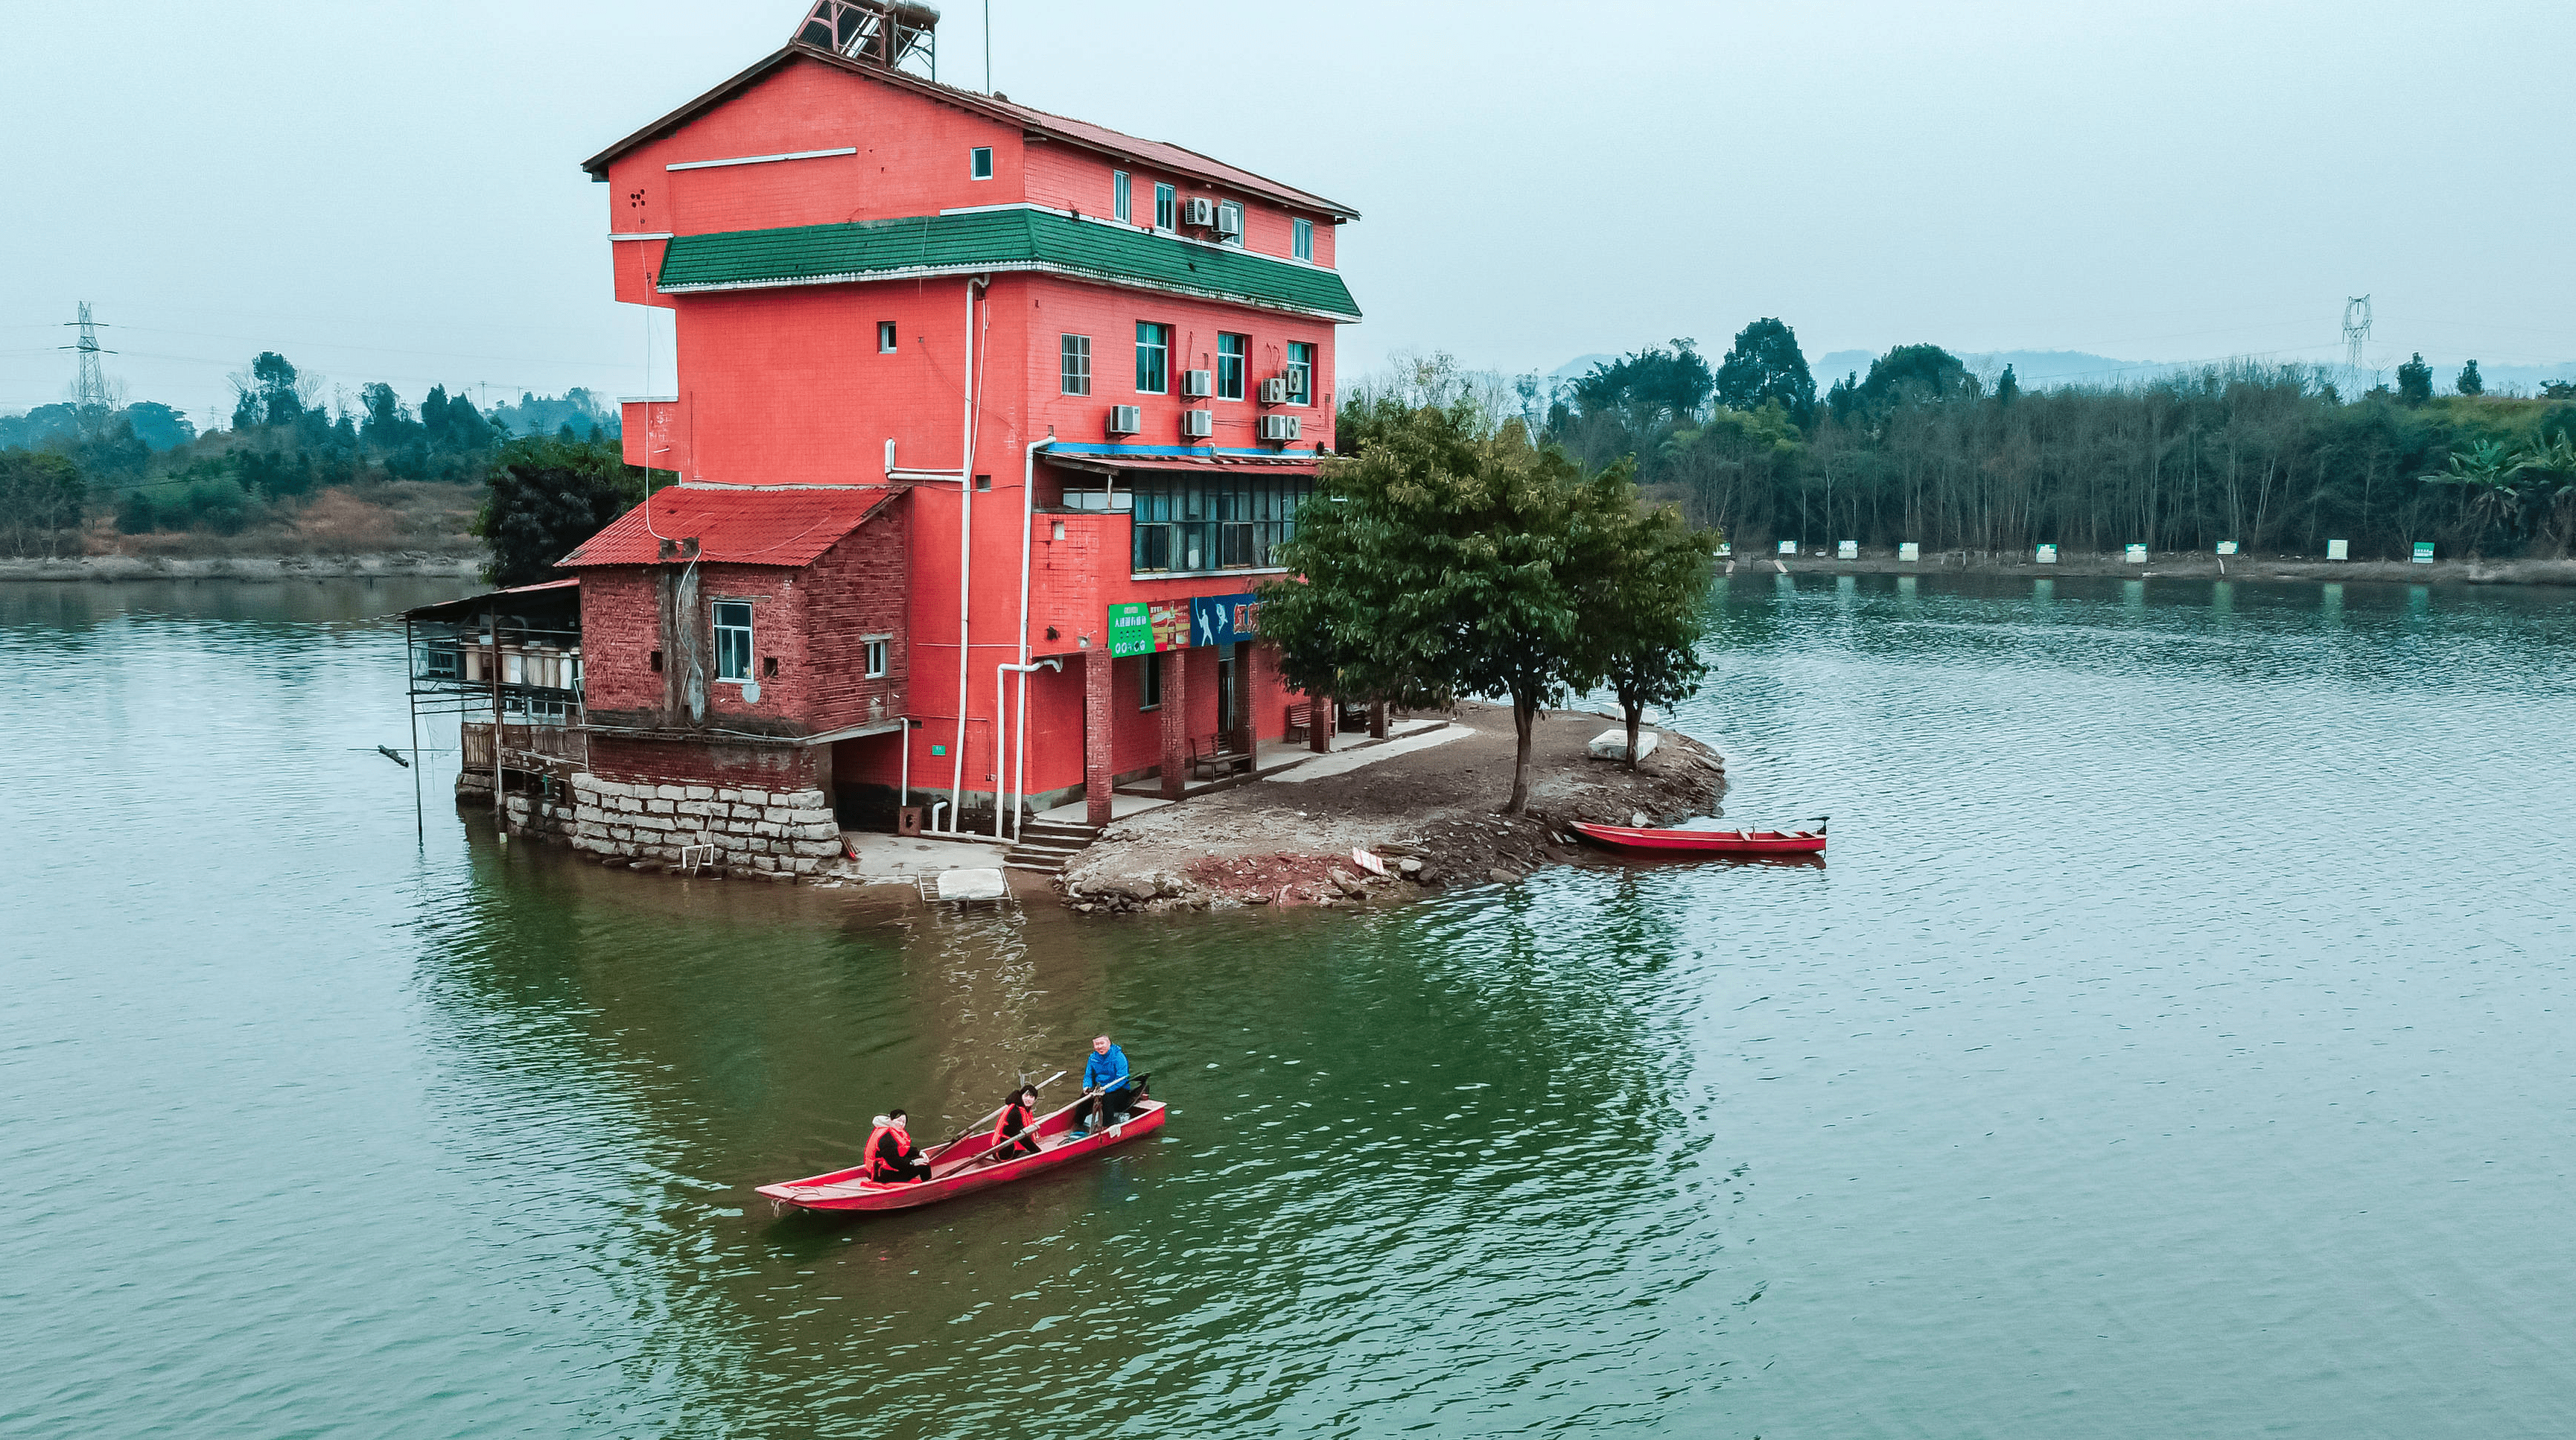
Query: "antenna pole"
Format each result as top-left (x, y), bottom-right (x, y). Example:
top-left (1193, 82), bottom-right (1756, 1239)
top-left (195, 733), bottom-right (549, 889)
top-left (985, 0), bottom-right (991, 92)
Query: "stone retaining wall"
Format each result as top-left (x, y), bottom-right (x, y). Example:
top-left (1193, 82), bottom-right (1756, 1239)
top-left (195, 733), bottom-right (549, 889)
top-left (568, 774), bottom-right (842, 876)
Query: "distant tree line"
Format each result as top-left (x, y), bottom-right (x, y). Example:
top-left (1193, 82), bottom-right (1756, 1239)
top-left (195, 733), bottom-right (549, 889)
top-left (1468, 326), bottom-right (2576, 560)
top-left (0, 348), bottom-right (623, 558)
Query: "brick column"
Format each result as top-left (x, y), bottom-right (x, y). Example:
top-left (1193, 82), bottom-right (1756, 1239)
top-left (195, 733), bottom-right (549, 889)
top-left (1244, 640), bottom-right (1276, 764)
top-left (1159, 648), bottom-right (1192, 800)
top-left (1084, 642), bottom-right (1114, 826)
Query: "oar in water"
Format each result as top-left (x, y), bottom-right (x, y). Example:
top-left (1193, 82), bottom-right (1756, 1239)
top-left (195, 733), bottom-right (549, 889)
top-left (921, 1070), bottom-right (1067, 1162)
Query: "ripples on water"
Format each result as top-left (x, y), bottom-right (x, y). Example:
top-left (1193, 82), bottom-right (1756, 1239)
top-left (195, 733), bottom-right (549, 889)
top-left (3, 574), bottom-right (2572, 1437)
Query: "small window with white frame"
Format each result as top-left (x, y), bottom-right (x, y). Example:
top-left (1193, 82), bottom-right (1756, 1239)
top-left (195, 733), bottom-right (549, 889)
top-left (1135, 322), bottom-right (1169, 395)
top-left (1113, 171), bottom-right (1131, 223)
top-left (713, 602), bottom-right (753, 683)
top-left (970, 147), bottom-right (993, 180)
top-left (1293, 217), bottom-right (1313, 261)
top-left (1285, 341), bottom-right (1314, 407)
top-left (1218, 200), bottom-right (1244, 246)
top-left (862, 636), bottom-right (889, 678)
top-left (878, 321), bottom-right (897, 354)
top-left (1154, 182), bottom-right (1176, 232)
top-left (1061, 334), bottom-right (1093, 395)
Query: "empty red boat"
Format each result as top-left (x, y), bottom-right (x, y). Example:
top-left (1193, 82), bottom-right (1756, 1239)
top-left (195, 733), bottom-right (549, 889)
top-left (757, 1089), bottom-right (1165, 1214)
top-left (1568, 818), bottom-right (1828, 856)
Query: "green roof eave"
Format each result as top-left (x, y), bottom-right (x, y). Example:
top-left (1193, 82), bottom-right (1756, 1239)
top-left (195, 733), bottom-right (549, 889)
top-left (654, 208), bottom-right (1361, 322)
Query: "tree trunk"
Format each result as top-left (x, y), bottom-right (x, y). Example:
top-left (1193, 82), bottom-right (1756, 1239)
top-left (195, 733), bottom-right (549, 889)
top-left (1506, 690), bottom-right (1536, 815)
top-left (1623, 692), bottom-right (1644, 772)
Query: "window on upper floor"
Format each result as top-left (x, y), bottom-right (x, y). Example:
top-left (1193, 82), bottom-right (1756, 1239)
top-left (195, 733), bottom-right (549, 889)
top-left (863, 637), bottom-right (888, 678)
top-left (1113, 171), bottom-right (1131, 223)
top-left (1293, 218), bottom-right (1314, 261)
top-left (878, 321), bottom-right (898, 354)
top-left (970, 147), bottom-right (993, 180)
top-left (1060, 334), bottom-right (1093, 396)
top-left (713, 602), bottom-right (753, 683)
top-left (1128, 476), bottom-right (1308, 575)
top-left (1154, 183), bottom-right (1176, 232)
top-left (1135, 322), bottom-right (1169, 395)
top-left (1218, 200), bottom-right (1244, 247)
top-left (1285, 342), bottom-right (1314, 407)
top-left (1216, 334), bottom-right (1247, 401)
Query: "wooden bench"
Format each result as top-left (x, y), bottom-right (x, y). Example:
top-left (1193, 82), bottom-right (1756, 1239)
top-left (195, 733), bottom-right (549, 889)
top-left (1189, 736), bottom-right (1252, 780)
top-left (1283, 698), bottom-right (1325, 745)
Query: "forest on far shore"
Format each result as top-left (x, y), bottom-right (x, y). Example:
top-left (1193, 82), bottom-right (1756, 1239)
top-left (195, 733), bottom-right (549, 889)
top-left (0, 350), bottom-right (618, 559)
top-left (1370, 327), bottom-right (2576, 562)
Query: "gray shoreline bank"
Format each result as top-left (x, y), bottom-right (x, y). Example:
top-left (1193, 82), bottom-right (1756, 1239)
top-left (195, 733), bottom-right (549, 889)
top-left (0, 553), bottom-right (483, 582)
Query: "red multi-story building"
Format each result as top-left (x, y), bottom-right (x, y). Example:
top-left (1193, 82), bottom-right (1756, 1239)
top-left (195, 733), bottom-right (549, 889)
top-left (549, 2), bottom-right (1358, 862)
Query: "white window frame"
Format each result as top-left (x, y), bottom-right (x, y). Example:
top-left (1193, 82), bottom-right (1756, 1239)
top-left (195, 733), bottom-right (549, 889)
top-left (1113, 171), bottom-right (1131, 223)
top-left (1060, 334), bottom-right (1093, 396)
top-left (1218, 200), bottom-right (1244, 248)
top-left (970, 147), bottom-right (993, 181)
top-left (1154, 182), bottom-right (1177, 232)
top-left (862, 635), bottom-right (890, 678)
top-left (713, 602), bottom-right (754, 684)
top-left (877, 321), bottom-right (897, 354)
top-left (1285, 341), bottom-right (1314, 407)
top-left (1293, 217), bottom-right (1313, 261)
top-left (1216, 332), bottom-right (1247, 401)
top-left (1136, 322), bottom-right (1169, 395)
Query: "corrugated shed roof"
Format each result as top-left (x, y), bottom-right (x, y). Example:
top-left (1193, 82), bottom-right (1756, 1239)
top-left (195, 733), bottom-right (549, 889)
top-left (582, 45), bottom-right (1356, 222)
top-left (1049, 455), bottom-right (1323, 479)
top-left (559, 485), bottom-right (896, 569)
top-left (401, 577), bottom-right (580, 623)
top-left (657, 208), bottom-right (1361, 320)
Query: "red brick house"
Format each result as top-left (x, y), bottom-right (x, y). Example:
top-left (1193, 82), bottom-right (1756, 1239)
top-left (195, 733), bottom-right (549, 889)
top-left (553, 1), bottom-right (1359, 864)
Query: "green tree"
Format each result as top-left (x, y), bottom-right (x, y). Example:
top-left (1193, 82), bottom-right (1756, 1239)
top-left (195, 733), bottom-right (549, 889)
top-left (2397, 353), bottom-right (2434, 406)
top-left (1571, 340), bottom-right (1714, 423)
top-left (1994, 364), bottom-right (2021, 404)
top-left (1569, 471), bottom-right (1720, 769)
top-left (473, 436), bottom-right (644, 585)
top-left (1260, 404), bottom-right (1596, 813)
top-left (0, 449), bottom-right (88, 557)
top-left (1713, 318), bottom-right (1817, 425)
top-left (2456, 359), bottom-right (2484, 396)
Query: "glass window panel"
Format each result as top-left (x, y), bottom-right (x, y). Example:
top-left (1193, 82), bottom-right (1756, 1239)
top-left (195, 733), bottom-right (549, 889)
top-left (1135, 322), bottom-right (1168, 394)
top-left (1113, 171), bottom-right (1131, 223)
top-left (1216, 333), bottom-right (1246, 401)
top-left (1060, 334), bottom-right (1091, 396)
top-left (1293, 217), bottom-right (1313, 261)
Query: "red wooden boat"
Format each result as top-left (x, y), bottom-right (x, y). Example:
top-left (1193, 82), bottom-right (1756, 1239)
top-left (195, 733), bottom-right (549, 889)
top-left (756, 1090), bottom-right (1165, 1214)
top-left (1568, 817), bottom-right (1828, 856)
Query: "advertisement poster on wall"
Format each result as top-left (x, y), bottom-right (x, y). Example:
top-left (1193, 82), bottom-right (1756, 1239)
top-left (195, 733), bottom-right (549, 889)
top-left (1107, 600), bottom-right (1194, 657)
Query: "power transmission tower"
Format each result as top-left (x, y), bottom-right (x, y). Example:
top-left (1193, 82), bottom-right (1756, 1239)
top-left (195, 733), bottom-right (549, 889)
top-left (61, 302), bottom-right (115, 423)
top-left (2341, 296), bottom-right (2372, 389)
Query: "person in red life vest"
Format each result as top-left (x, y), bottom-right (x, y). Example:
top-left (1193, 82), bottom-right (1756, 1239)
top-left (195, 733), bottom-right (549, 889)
top-left (864, 1109), bottom-right (932, 1185)
top-left (990, 1086), bottom-right (1041, 1161)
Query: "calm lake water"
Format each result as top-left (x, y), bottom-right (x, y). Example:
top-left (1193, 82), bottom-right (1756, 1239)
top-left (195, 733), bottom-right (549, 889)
top-left (5, 572), bottom-right (2573, 1438)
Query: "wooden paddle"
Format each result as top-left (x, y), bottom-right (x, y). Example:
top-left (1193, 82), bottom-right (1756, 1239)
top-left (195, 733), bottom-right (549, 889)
top-left (921, 1069), bottom-right (1067, 1163)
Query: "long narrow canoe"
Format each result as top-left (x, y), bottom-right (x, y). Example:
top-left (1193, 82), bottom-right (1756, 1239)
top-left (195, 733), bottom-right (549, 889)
top-left (1568, 819), bottom-right (1828, 856)
top-left (757, 1095), bottom-right (1165, 1214)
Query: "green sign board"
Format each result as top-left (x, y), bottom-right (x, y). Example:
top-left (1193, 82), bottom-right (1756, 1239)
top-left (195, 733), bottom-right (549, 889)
top-left (1107, 601), bottom-right (1192, 657)
top-left (2411, 541), bottom-right (2436, 564)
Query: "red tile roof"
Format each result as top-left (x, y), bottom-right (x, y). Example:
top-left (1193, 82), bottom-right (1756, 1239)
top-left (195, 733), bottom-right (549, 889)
top-left (559, 485), bottom-right (895, 568)
top-left (581, 45), bottom-right (1357, 220)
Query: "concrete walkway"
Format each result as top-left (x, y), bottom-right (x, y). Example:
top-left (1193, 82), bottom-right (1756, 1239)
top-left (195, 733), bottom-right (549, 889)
top-left (837, 830), bottom-right (1011, 885)
top-left (1267, 723), bottom-right (1472, 783)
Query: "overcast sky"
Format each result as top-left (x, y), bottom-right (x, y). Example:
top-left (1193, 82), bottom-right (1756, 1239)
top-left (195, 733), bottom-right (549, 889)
top-left (7, 0), bottom-right (2572, 423)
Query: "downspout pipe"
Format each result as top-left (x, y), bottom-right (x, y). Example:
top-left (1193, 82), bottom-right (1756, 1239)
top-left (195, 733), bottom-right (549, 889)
top-left (944, 274), bottom-right (990, 830)
top-left (1004, 433), bottom-right (1056, 841)
top-left (991, 657), bottom-right (1063, 840)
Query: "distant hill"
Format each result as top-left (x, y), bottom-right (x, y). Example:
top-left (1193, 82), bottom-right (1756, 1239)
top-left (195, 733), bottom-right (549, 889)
top-left (1814, 348), bottom-right (2576, 396)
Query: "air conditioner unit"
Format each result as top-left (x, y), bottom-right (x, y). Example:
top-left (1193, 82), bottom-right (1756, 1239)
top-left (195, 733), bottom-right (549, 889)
top-left (1182, 369), bottom-right (1214, 398)
top-left (1258, 377), bottom-right (1288, 404)
top-left (1257, 414), bottom-right (1300, 442)
top-left (1107, 404), bottom-right (1142, 436)
top-left (1212, 208), bottom-right (1241, 238)
top-left (1180, 408), bottom-right (1214, 439)
top-left (1183, 197), bottom-right (1217, 228)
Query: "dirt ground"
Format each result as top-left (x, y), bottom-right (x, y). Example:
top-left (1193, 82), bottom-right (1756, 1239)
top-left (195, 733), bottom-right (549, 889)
top-left (1056, 701), bottom-right (1727, 915)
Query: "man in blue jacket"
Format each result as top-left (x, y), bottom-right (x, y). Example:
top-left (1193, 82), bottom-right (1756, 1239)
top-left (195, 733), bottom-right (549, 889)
top-left (1074, 1034), bottom-right (1131, 1135)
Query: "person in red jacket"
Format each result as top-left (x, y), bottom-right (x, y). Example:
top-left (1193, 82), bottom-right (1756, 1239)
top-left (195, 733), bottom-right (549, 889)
top-left (864, 1110), bottom-right (932, 1185)
top-left (990, 1085), bottom-right (1041, 1161)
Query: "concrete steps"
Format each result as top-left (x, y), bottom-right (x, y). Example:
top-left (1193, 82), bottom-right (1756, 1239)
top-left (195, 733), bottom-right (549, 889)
top-left (1002, 818), bottom-right (1101, 874)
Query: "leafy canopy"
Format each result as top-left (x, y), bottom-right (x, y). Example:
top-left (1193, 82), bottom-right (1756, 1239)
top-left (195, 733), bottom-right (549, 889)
top-left (474, 435), bottom-right (645, 586)
top-left (1713, 318), bottom-right (1816, 424)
